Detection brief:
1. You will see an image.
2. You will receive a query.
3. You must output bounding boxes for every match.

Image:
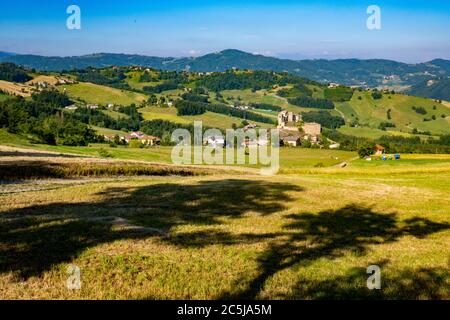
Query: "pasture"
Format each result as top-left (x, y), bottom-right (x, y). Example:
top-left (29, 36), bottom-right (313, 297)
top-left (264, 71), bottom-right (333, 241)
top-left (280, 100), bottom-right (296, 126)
top-left (58, 83), bottom-right (148, 106)
top-left (0, 146), bottom-right (449, 299)
top-left (1, 129), bottom-right (449, 300)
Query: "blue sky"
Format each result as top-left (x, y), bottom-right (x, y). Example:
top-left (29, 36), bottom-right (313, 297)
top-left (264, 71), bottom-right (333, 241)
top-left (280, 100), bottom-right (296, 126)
top-left (0, 0), bottom-right (449, 62)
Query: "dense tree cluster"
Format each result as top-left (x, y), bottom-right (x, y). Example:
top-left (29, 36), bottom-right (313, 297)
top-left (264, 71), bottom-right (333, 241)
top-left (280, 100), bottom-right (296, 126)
top-left (73, 105), bottom-right (142, 132)
top-left (288, 96), bottom-right (335, 109)
top-left (378, 121), bottom-right (396, 130)
top-left (0, 62), bottom-right (32, 83)
top-left (181, 92), bottom-right (209, 103)
top-left (371, 91), bottom-right (383, 100)
top-left (76, 68), bottom-right (131, 90)
top-left (174, 100), bottom-right (207, 116)
top-left (301, 111), bottom-right (345, 129)
top-left (175, 93), bottom-right (275, 124)
top-left (0, 91), bottom-right (98, 145)
top-left (195, 70), bottom-right (279, 91)
top-left (412, 106), bottom-right (427, 115)
top-left (143, 81), bottom-right (180, 94)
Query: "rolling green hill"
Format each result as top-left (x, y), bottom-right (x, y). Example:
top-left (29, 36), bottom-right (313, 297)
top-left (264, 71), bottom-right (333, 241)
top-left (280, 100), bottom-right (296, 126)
top-left (58, 82), bottom-right (147, 105)
top-left (335, 91), bottom-right (450, 134)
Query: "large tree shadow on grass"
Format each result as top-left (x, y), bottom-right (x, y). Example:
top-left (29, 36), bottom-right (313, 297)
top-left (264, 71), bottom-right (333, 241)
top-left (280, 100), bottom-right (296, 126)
top-left (219, 204), bottom-right (449, 299)
top-left (283, 265), bottom-right (450, 300)
top-left (0, 179), bottom-right (303, 279)
top-left (1, 179), bottom-right (448, 299)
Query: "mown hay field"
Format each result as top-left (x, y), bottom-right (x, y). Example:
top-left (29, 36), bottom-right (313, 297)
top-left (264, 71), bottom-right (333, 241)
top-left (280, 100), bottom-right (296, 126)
top-left (0, 145), bottom-right (449, 299)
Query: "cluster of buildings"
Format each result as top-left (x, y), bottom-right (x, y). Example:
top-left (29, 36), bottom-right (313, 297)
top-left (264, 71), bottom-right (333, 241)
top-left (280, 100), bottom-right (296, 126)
top-left (277, 110), bottom-right (322, 147)
top-left (103, 131), bottom-right (161, 146)
top-left (203, 110), bottom-right (323, 148)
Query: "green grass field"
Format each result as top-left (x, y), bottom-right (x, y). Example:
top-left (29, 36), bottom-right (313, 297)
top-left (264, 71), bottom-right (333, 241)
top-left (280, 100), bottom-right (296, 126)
top-left (0, 147), bottom-right (449, 299)
top-left (58, 83), bottom-right (148, 106)
top-left (1, 81), bottom-right (450, 299)
top-left (0, 92), bottom-right (10, 102)
top-left (140, 106), bottom-right (272, 129)
top-left (337, 125), bottom-right (436, 140)
top-left (337, 92), bottom-right (450, 135)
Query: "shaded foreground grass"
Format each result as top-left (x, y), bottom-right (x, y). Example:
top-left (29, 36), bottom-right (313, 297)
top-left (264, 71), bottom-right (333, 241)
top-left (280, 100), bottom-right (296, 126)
top-left (0, 172), bottom-right (449, 299)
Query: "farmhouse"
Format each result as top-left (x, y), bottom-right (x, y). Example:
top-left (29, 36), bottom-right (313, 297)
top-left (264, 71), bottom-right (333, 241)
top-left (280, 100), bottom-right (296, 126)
top-left (328, 82), bottom-right (340, 88)
top-left (302, 122), bottom-right (322, 143)
top-left (131, 131), bottom-right (145, 139)
top-left (205, 135), bottom-right (225, 147)
top-left (140, 135), bottom-right (161, 146)
top-left (281, 135), bottom-right (301, 147)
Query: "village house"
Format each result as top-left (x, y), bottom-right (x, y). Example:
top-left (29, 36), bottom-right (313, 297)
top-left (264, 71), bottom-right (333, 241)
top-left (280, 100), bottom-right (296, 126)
top-left (328, 83), bottom-right (340, 88)
top-left (243, 123), bottom-right (257, 131)
top-left (64, 104), bottom-right (78, 110)
top-left (282, 136), bottom-right (301, 147)
top-left (87, 104), bottom-right (99, 110)
top-left (37, 81), bottom-right (49, 89)
top-left (205, 135), bottom-right (225, 147)
top-left (130, 131), bottom-right (145, 139)
top-left (302, 122), bottom-right (322, 143)
top-left (56, 78), bottom-right (75, 85)
top-left (140, 135), bottom-right (161, 146)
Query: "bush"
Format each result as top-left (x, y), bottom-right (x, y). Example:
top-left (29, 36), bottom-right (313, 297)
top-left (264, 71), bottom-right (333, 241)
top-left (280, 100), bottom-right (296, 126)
top-left (358, 143), bottom-right (376, 158)
top-left (371, 91), bottom-right (382, 100)
top-left (98, 148), bottom-right (113, 158)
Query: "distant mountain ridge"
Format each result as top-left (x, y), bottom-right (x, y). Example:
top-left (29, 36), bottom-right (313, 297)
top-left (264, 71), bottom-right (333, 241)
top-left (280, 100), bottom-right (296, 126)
top-left (1, 49), bottom-right (449, 97)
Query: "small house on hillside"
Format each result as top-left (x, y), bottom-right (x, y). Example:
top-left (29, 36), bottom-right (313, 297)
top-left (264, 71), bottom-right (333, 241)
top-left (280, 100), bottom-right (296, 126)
top-left (303, 122), bottom-right (322, 137)
top-left (281, 135), bottom-right (301, 147)
top-left (140, 135), bottom-right (161, 146)
top-left (205, 135), bottom-right (225, 147)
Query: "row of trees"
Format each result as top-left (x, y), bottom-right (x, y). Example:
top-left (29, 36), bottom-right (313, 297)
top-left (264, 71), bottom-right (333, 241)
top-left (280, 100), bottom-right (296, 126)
top-left (195, 70), bottom-right (279, 92)
top-left (301, 111), bottom-right (345, 129)
top-left (174, 98), bottom-right (275, 124)
top-left (288, 96), bottom-right (335, 109)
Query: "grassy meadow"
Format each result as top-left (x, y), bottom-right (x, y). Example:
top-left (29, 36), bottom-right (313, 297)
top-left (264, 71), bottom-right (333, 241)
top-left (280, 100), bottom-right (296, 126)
top-left (58, 83), bottom-right (147, 105)
top-left (1, 129), bottom-right (450, 299)
top-left (336, 92), bottom-right (450, 134)
top-left (1, 152), bottom-right (449, 299)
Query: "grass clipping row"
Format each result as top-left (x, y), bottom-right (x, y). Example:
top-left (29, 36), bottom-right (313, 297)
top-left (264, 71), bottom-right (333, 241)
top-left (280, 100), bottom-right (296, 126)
top-left (0, 159), bottom-right (215, 180)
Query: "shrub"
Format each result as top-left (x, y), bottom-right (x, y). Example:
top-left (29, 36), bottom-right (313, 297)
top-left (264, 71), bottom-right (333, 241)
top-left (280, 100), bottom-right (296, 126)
top-left (358, 143), bottom-right (376, 158)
